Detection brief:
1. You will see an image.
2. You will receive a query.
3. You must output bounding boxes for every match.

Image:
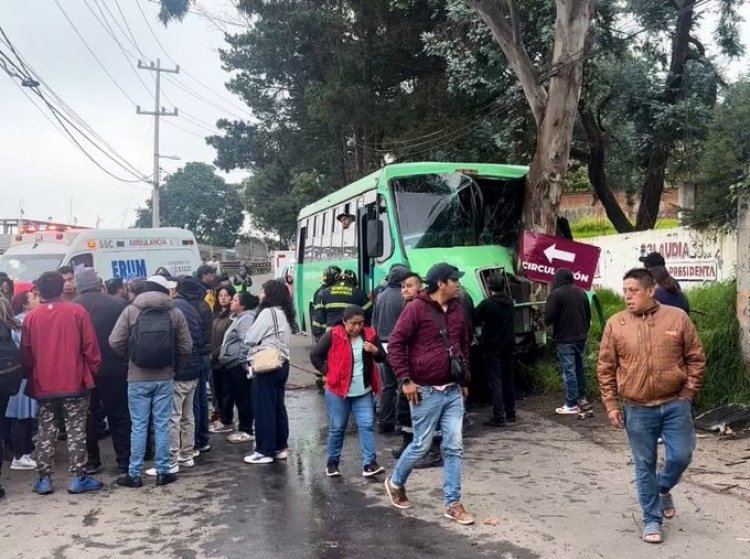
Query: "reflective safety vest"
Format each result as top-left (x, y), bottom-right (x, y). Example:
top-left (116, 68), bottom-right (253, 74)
top-left (314, 281), bottom-right (372, 329)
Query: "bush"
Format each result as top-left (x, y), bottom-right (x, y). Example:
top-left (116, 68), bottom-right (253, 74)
top-left (569, 217), bottom-right (679, 239)
top-left (523, 282), bottom-right (750, 411)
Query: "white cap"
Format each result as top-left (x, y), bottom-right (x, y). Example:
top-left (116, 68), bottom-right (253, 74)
top-left (146, 275), bottom-right (177, 291)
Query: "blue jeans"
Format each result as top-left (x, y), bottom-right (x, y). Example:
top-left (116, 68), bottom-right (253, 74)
top-left (325, 390), bottom-right (376, 466)
top-left (557, 341), bottom-right (587, 407)
top-left (391, 384), bottom-right (464, 506)
top-left (193, 355), bottom-right (211, 448)
top-left (128, 380), bottom-right (174, 477)
top-left (624, 398), bottom-right (695, 525)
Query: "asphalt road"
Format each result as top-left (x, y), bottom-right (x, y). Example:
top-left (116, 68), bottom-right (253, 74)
top-left (3, 285), bottom-right (750, 557)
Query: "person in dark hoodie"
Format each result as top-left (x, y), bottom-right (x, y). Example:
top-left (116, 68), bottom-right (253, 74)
top-left (474, 275), bottom-right (516, 427)
top-left (109, 275), bottom-right (192, 488)
top-left (73, 268), bottom-right (130, 474)
top-left (371, 263), bottom-right (410, 433)
top-left (545, 268), bottom-right (592, 415)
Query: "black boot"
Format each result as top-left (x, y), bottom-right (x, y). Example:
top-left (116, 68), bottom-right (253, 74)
top-left (391, 432), bottom-right (413, 460)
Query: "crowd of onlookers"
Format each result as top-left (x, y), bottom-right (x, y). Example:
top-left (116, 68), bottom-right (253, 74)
top-left (0, 250), bottom-right (705, 543)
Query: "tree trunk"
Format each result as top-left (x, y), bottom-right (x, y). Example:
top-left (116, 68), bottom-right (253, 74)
top-left (523, 1), bottom-right (594, 234)
top-left (736, 188), bottom-right (750, 374)
top-left (579, 105), bottom-right (634, 232)
top-left (635, 2), bottom-right (694, 230)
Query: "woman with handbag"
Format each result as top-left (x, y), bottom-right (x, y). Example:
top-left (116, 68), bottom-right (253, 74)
top-left (243, 280), bottom-right (293, 465)
top-left (310, 305), bottom-right (387, 478)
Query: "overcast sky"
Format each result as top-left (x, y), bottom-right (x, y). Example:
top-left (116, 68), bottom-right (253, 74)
top-left (0, 2), bottom-right (748, 230)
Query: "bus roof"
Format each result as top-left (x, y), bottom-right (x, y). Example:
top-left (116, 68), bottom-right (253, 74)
top-left (297, 161), bottom-right (528, 220)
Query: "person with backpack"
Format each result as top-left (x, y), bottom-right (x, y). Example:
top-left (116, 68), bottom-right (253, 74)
top-left (109, 275), bottom-right (192, 488)
top-left (72, 268), bottom-right (130, 474)
top-left (20, 271), bottom-right (103, 496)
top-left (142, 276), bottom-right (206, 477)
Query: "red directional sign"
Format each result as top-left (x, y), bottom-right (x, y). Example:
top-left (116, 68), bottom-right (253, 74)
top-left (520, 231), bottom-right (601, 290)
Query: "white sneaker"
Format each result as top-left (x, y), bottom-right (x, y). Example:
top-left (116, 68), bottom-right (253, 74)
top-left (227, 431), bottom-right (254, 443)
top-left (555, 404), bottom-right (581, 415)
top-left (10, 454), bottom-right (37, 470)
top-left (178, 458), bottom-right (195, 467)
top-left (243, 452), bottom-right (274, 464)
top-left (275, 449), bottom-right (289, 460)
top-left (145, 464), bottom-right (180, 476)
top-left (209, 421), bottom-right (233, 434)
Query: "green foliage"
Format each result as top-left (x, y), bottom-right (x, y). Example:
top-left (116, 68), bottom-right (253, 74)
top-left (134, 162), bottom-right (243, 247)
top-left (563, 164), bottom-right (591, 193)
top-left (682, 78), bottom-right (750, 230)
top-left (570, 217), bottom-right (677, 239)
top-left (526, 283), bottom-right (750, 411)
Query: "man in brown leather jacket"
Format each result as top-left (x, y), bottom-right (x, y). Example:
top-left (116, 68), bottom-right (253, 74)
top-left (597, 268), bottom-right (705, 544)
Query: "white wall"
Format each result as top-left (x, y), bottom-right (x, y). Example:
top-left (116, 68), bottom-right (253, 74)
top-left (583, 227), bottom-right (737, 292)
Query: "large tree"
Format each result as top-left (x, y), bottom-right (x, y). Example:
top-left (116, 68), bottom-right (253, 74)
top-left (135, 162), bottom-right (244, 247)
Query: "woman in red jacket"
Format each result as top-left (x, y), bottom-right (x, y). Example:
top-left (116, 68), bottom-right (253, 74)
top-left (310, 305), bottom-right (386, 478)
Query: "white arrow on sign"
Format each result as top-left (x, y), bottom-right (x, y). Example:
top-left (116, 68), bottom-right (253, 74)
top-left (543, 244), bottom-right (576, 264)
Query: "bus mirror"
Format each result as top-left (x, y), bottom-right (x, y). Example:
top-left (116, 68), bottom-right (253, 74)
top-left (366, 219), bottom-right (384, 258)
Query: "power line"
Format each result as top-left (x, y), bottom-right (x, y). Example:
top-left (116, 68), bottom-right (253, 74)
top-left (0, 27), bottom-right (149, 185)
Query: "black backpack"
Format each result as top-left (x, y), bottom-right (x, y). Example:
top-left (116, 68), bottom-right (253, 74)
top-left (129, 308), bottom-right (175, 369)
top-left (0, 324), bottom-right (23, 396)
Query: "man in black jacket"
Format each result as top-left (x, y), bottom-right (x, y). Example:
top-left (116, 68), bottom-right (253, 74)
top-left (475, 276), bottom-right (516, 427)
top-left (73, 268), bottom-right (130, 473)
top-left (174, 276), bottom-right (214, 453)
top-left (545, 268), bottom-right (592, 415)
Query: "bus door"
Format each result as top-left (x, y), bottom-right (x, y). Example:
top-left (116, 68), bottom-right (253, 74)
top-left (357, 202), bottom-right (384, 296)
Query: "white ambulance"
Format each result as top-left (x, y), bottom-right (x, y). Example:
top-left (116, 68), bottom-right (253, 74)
top-left (0, 227), bottom-right (202, 281)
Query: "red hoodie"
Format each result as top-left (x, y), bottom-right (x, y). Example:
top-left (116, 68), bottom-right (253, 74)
top-left (21, 299), bottom-right (101, 399)
top-left (387, 291), bottom-right (470, 386)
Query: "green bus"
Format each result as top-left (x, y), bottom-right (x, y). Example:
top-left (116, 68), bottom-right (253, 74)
top-left (294, 161), bottom-right (543, 350)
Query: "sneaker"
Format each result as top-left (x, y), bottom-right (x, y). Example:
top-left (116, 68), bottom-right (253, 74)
top-left (445, 502), bottom-right (475, 525)
top-left (68, 475), bottom-right (104, 494)
top-left (227, 431), bottom-right (254, 443)
top-left (85, 463), bottom-right (102, 475)
top-left (244, 452), bottom-right (274, 464)
top-left (209, 421), bottom-right (233, 434)
top-left (178, 457), bottom-right (195, 467)
top-left (555, 404), bottom-right (581, 415)
top-left (192, 449), bottom-right (201, 458)
top-left (195, 444), bottom-right (211, 453)
top-left (275, 449), bottom-right (289, 460)
top-left (326, 461), bottom-right (341, 477)
top-left (363, 462), bottom-right (385, 477)
top-left (145, 463), bottom-right (179, 476)
top-left (384, 477), bottom-right (411, 509)
top-left (578, 397), bottom-right (591, 409)
top-left (33, 476), bottom-right (54, 495)
top-left (10, 454), bottom-right (37, 470)
top-left (116, 474), bottom-right (143, 488)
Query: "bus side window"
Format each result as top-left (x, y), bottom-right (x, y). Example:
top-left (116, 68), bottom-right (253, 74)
top-left (376, 211), bottom-right (393, 263)
top-left (297, 226), bottom-right (307, 264)
top-left (304, 219), bottom-right (313, 261)
top-left (321, 211), bottom-right (331, 258)
top-left (312, 214), bottom-right (320, 261)
top-left (342, 200), bottom-right (357, 258)
top-left (68, 253), bottom-right (94, 270)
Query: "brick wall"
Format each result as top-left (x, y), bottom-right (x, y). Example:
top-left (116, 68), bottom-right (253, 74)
top-left (559, 190), bottom-right (678, 221)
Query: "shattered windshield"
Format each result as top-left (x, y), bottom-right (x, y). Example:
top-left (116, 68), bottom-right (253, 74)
top-left (391, 173), bottom-right (484, 249)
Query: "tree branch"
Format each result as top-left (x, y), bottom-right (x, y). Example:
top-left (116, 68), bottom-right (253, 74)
top-left (506, 0), bottom-right (521, 44)
top-left (465, 0), bottom-right (547, 126)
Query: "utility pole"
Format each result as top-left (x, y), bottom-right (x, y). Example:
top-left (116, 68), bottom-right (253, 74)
top-left (137, 58), bottom-right (179, 228)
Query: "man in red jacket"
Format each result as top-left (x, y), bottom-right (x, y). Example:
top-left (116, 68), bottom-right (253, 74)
top-left (21, 271), bottom-right (103, 496)
top-left (384, 262), bottom-right (474, 525)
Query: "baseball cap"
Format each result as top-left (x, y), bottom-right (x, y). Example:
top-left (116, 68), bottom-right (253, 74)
top-left (146, 275), bottom-right (177, 292)
top-left (425, 262), bottom-right (464, 284)
top-left (638, 252), bottom-right (665, 267)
